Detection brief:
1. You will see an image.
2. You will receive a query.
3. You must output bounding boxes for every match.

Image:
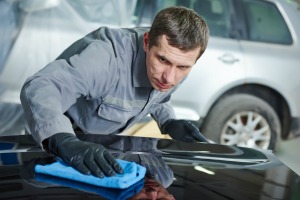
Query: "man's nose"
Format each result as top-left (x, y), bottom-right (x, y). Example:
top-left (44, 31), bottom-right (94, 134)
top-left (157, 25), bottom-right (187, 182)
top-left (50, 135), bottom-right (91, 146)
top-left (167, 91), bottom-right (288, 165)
top-left (162, 66), bottom-right (176, 84)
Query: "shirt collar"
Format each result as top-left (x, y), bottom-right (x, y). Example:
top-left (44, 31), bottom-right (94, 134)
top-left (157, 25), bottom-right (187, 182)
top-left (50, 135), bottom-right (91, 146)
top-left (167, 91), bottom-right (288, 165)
top-left (132, 36), bottom-right (152, 88)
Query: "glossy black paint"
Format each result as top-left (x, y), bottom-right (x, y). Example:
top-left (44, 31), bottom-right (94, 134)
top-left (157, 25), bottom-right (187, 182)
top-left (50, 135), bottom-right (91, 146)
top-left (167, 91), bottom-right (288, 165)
top-left (0, 134), bottom-right (299, 199)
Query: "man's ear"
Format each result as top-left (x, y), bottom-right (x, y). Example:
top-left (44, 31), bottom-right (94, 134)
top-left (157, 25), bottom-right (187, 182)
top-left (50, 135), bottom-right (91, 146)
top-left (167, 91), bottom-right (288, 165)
top-left (143, 32), bottom-right (149, 51)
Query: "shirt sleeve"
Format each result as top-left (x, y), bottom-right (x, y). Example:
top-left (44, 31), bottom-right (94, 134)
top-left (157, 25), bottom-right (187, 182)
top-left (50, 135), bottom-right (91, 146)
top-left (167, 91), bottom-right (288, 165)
top-left (20, 41), bottom-right (117, 144)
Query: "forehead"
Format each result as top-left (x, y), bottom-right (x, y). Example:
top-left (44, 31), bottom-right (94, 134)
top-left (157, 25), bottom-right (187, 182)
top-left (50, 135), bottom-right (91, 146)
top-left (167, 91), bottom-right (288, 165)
top-left (154, 35), bottom-right (200, 66)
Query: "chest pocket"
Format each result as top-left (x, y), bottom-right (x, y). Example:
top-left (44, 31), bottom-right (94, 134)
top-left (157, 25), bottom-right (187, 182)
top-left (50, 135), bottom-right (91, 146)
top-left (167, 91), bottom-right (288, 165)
top-left (98, 102), bottom-right (132, 124)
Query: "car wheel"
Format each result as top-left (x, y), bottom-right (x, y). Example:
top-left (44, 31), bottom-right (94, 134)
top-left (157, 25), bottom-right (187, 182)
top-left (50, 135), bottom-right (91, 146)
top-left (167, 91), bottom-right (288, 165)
top-left (201, 94), bottom-right (281, 150)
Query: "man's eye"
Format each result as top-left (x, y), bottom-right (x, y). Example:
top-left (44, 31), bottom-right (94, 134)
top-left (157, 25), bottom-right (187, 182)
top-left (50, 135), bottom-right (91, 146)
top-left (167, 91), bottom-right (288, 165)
top-left (159, 57), bottom-right (167, 62)
top-left (179, 66), bottom-right (189, 70)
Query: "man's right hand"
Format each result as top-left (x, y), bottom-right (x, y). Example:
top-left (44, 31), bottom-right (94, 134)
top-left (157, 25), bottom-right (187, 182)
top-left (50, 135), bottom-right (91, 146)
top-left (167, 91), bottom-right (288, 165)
top-left (43, 133), bottom-right (124, 178)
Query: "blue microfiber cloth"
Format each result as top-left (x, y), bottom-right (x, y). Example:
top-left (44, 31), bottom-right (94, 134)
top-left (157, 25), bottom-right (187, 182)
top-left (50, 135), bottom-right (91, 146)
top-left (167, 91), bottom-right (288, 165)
top-left (34, 173), bottom-right (144, 200)
top-left (34, 159), bottom-right (146, 189)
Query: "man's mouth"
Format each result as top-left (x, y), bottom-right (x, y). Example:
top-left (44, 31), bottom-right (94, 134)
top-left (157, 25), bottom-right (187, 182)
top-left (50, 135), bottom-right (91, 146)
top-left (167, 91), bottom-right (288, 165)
top-left (156, 80), bottom-right (171, 90)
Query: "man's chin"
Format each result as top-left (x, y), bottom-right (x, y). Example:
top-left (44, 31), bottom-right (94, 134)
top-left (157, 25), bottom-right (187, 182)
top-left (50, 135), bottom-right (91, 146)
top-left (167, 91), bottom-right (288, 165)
top-left (155, 87), bottom-right (171, 92)
top-left (152, 84), bottom-right (172, 92)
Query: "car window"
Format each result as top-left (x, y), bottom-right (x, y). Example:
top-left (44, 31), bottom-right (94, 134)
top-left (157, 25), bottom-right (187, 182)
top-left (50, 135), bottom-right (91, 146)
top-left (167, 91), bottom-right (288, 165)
top-left (243, 0), bottom-right (293, 44)
top-left (194, 0), bottom-right (233, 38)
top-left (133, 0), bottom-right (234, 38)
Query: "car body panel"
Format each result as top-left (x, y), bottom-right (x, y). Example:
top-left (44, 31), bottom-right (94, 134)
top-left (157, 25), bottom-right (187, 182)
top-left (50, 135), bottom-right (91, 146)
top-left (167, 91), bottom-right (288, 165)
top-left (0, 134), bottom-right (299, 199)
top-left (241, 40), bottom-right (300, 117)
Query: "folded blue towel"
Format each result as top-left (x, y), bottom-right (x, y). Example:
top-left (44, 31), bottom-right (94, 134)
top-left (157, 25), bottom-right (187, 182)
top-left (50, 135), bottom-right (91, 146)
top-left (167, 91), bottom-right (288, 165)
top-left (34, 159), bottom-right (146, 189)
top-left (35, 173), bottom-right (144, 200)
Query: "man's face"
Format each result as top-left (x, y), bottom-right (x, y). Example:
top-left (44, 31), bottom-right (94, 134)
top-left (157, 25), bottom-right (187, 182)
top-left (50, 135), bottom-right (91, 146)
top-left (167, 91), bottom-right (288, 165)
top-left (143, 32), bottom-right (200, 92)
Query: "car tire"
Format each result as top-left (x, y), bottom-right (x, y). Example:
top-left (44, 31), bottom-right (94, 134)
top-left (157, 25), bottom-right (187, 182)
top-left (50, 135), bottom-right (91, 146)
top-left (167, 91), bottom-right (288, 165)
top-left (201, 94), bottom-right (281, 150)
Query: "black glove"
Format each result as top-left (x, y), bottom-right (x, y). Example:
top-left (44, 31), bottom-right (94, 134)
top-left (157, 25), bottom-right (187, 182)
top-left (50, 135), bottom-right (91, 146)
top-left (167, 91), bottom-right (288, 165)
top-left (160, 119), bottom-right (209, 143)
top-left (42, 133), bottom-right (123, 178)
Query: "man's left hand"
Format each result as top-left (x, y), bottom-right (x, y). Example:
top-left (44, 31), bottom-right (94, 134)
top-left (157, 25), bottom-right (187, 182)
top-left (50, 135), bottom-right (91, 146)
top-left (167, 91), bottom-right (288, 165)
top-left (160, 119), bottom-right (209, 143)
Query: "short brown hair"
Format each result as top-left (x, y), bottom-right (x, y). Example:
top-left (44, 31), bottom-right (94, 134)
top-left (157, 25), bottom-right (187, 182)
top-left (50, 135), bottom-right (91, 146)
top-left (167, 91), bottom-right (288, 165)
top-left (149, 6), bottom-right (209, 58)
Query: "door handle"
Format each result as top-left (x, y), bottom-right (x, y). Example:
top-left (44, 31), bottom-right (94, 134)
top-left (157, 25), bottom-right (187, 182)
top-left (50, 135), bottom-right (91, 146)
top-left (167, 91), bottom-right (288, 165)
top-left (218, 54), bottom-right (239, 64)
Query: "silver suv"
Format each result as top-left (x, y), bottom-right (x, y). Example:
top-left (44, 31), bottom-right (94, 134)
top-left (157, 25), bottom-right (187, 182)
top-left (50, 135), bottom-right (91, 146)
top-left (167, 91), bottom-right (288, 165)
top-left (136, 0), bottom-right (300, 149)
top-left (1, 0), bottom-right (299, 150)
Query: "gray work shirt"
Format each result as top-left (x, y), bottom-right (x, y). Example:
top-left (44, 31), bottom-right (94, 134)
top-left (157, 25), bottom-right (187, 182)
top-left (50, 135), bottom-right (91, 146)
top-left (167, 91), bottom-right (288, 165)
top-left (20, 27), bottom-right (180, 145)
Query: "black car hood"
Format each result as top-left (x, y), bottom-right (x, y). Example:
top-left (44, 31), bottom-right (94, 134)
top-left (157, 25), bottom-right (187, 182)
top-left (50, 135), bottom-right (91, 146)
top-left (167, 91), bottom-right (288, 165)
top-left (0, 134), bottom-right (299, 200)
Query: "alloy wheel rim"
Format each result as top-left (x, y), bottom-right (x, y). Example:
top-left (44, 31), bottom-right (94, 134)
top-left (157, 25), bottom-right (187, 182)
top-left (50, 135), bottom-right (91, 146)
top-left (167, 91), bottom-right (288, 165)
top-left (220, 111), bottom-right (271, 149)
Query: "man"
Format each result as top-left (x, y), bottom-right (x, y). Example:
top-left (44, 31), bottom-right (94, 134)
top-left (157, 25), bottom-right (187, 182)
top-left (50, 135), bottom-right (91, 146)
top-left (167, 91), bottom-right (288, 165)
top-left (20, 6), bottom-right (209, 179)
